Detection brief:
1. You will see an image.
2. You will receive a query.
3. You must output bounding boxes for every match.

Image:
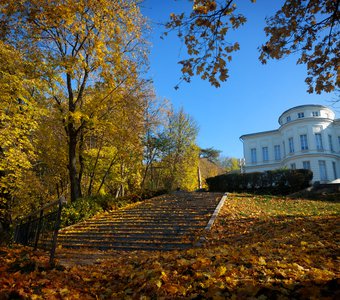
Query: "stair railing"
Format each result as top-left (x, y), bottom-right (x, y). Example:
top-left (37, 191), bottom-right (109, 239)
top-left (14, 196), bottom-right (67, 265)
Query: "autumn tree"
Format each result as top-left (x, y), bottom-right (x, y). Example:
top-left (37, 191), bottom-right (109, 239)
top-left (141, 95), bottom-right (171, 191)
top-left (198, 147), bottom-right (222, 188)
top-left (198, 158), bottom-right (224, 188)
top-left (219, 156), bottom-right (240, 173)
top-left (166, 0), bottom-right (339, 93)
top-left (0, 0), bottom-right (149, 202)
top-left (160, 108), bottom-right (199, 191)
top-left (165, 0), bottom-right (251, 88)
top-left (259, 0), bottom-right (340, 94)
top-left (0, 41), bottom-right (44, 238)
top-left (92, 82), bottom-right (147, 197)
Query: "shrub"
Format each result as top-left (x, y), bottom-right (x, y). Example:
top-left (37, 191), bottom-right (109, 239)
top-left (206, 169), bottom-right (313, 195)
top-left (140, 189), bottom-right (168, 200)
top-left (60, 189), bottom-right (169, 228)
top-left (61, 197), bottom-right (103, 228)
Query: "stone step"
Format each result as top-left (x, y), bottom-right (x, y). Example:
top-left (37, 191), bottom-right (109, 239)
top-left (59, 241), bottom-right (193, 251)
top-left (58, 235), bottom-right (188, 243)
top-left (96, 211), bottom-right (215, 218)
top-left (77, 219), bottom-right (208, 225)
top-left (56, 192), bottom-right (224, 253)
top-left (58, 232), bottom-right (196, 239)
top-left (58, 235), bottom-right (191, 244)
top-left (60, 223), bottom-right (202, 234)
top-left (92, 213), bottom-right (213, 219)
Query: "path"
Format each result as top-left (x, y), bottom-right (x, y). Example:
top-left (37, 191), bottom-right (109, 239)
top-left (56, 192), bottom-right (223, 265)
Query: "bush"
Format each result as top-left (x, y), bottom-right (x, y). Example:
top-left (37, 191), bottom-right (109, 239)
top-left (140, 189), bottom-right (168, 200)
top-left (61, 197), bottom-right (103, 228)
top-left (206, 169), bottom-right (313, 195)
top-left (103, 194), bottom-right (142, 211)
top-left (60, 189), bottom-right (169, 228)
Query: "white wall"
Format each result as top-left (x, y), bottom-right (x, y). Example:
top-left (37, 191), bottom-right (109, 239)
top-left (241, 105), bottom-right (340, 183)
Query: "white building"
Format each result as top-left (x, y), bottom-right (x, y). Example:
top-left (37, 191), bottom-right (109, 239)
top-left (240, 105), bottom-right (340, 183)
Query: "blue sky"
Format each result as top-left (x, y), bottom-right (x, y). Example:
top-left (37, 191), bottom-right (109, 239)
top-left (141, 0), bottom-right (338, 158)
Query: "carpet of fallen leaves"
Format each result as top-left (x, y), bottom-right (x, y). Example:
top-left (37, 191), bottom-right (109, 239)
top-left (1, 193), bottom-right (339, 299)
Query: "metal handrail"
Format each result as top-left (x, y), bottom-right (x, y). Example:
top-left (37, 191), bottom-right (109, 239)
top-left (14, 196), bottom-right (67, 265)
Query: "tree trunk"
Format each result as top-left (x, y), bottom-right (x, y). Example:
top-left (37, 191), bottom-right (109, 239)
top-left (87, 145), bottom-right (102, 196)
top-left (78, 128), bottom-right (85, 192)
top-left (198, 165), bottom-right (202, 189)
top-left (96, 155), bottom-right (117, 194)
top-left (68, 127), bottom-right (81, 202)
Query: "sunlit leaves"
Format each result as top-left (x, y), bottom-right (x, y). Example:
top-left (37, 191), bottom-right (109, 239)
top-left (259, 0), bottom-right (339, 94)
top-left (0, 41), bottom-right (45, 229)
top-left (167, 0), bottom-right (339, 92)
top-left (166, 0), bottom-right (251, 88)
top-left (0, 193), bottom-right (339, 298)
top-left (158, 108), bottom-right (199, 191)
top-left (0, 0), bottom-right (150, 201)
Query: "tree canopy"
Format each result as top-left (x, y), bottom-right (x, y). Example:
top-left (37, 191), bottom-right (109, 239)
top-left (166, 0), bottom-right (339, 93)
top-left (259, 0), bottom-right (340, 94)
top-left (0, 0), bottom-right (149, 202)
top-left (2, 0), bottom-right (337, 239)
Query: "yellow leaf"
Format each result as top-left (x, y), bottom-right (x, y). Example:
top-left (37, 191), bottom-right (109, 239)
top-left (163, 283), bottom-right (179, 294)
top-left (155, 280), bottom-right (162, 288)
top-left (59, 288), bottom-right (69, 296)
top-left (161, 271), bottom-right (169, 283)
top-left (216, 265), bottom-right (227, 276)
top-left (258, 257), bottom-right (266, 265)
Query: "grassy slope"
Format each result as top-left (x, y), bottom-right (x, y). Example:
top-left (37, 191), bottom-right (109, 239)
top-left (0, 193), bottom-right (339, 299)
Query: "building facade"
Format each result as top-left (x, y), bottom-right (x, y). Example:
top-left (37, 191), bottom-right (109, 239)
top-left (240, 105), bottom-right (340, 183)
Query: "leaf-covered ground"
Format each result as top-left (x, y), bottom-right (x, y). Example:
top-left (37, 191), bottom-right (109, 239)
top-left (1, 193), bottom-right (339, 299)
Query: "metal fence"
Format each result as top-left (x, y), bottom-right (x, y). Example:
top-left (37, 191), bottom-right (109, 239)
top-left (14, 196), bottom-right (66, 265)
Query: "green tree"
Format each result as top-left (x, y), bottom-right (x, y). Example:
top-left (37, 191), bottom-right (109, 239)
top-left (199, 147), bottom-right (221, 163)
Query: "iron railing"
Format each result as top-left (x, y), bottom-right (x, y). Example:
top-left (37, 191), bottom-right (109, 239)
top-left (14, 196), bottom-right (66, 265)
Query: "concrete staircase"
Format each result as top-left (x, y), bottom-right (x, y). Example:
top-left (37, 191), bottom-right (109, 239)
top-left (56, 192), bottom-right (222, 252)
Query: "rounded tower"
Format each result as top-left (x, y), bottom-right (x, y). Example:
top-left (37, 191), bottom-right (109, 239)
top-left (240, 104), bottom-right (340, 182)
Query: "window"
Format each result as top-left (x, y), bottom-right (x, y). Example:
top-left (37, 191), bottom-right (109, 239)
top-left (332, 162), bottom-right (337, 179)
top-left (328, 135), bottom-right (334, 152)
top-left (251, 148), bottom-right (257, 164)
top-left (290, 163), bottom-right (296, 170)
top-left (303, 161), bottom-right (311, 170)
top-left (262, 147), bottom-right (269, 162)
top-left (286, 116), bottom-right (291, 123)
top-left (298, 112), bottom-right (304, 118)
top-left (315, 133), bottom-right (323, 150)
top-left (319, 160), bottom-right (328, 181)
top-left (283, 141), bottom-right (286, 157)
top-left (274, 145), bottom-right (281, 161)
top-left (312, 111), bottom-right (320, 117)
top-left (288, 137), bottom-right (294, 153)
top-left (300, 134), bottom-right (308, 150)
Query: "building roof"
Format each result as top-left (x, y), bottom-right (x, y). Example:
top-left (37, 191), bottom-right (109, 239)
top-left (240, 129), bottom-right (279, 141)
top-left (240, 104), bottom-right (338, 141)
top-left (278, 104), bottom-right (330, 122)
